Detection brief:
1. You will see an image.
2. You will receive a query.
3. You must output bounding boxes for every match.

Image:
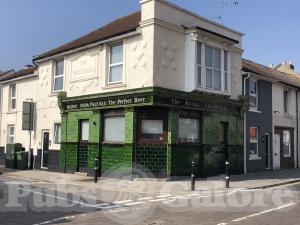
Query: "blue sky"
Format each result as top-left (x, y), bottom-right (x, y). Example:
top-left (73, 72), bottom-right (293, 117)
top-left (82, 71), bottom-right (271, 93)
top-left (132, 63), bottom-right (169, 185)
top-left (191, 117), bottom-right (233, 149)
top-left (0, 0), bottom-right (299, 71)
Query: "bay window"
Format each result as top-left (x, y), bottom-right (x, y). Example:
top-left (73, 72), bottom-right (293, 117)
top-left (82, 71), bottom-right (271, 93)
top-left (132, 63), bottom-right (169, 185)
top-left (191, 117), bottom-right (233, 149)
top-left (197, 42), bottom-right (229, 93)
top-left (53, 60), bottom-right (64, 92)
top-left (103, 110), bottom-right (125, 143)
top-left (283, 130), bottom-right (291, 157)
top-left (109, 43), bottom-right (123, 84)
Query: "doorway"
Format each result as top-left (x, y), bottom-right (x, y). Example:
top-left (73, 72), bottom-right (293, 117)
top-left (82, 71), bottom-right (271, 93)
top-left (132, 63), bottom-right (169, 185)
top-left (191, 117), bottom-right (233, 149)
top-left (77, 120), bottom-right (89, 172)
top-left (41, 130), bottom-right (49, 169)
top-left (265, 133), bottom-right (271, 169)
top-left (273, 134), bottom-right (280, 170)
top-left (220, 122), bottom-right (229, 161)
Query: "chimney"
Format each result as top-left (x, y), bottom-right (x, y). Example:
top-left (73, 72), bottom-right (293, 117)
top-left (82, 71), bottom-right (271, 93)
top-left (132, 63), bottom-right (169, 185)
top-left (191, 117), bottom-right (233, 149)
top-left (23, 64), bottom-right (33, 69)
top-left (284, 61), bottom-right (295, 70)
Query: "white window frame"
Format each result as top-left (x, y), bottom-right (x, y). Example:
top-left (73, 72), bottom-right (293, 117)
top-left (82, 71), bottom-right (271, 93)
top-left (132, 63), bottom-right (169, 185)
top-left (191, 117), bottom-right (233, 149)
top-left (283, 130), bottom-right (291, 157)
top-left (249, 126), bottom-right (259, 157)
top-left (196, 42), bottom-right (230, 94)
top-left (283, 90), bottom-right (289, 113)
top-left (249, 79), bottom-right (258, 110)
top-left (9, 84), bottom-right (17, 111)
top-left (7, 125), bottom-right (15, 144)
top-left (108, 43), bottom-right (124, 85)
top-left (53, 60), bottom-right (65, 93)
top-left (53, 123), bottom-right (61, 144)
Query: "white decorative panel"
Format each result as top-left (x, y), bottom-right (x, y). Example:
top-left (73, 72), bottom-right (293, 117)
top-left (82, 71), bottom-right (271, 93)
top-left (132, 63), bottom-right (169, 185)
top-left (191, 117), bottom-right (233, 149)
top-left (70, 53), bottom-right (98, 82)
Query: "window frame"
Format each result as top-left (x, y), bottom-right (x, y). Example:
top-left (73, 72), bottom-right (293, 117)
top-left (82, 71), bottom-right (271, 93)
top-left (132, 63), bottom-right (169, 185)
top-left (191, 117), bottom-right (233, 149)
top-left (102, 110), bottom-right (125, 143)
top-left (7, 125), bottom-right (15, 144)
top-left (196, 42), bottom-right (230, 94)
top-left (283, 90), bottom-right (289, 113)
top-left (9, 84), bottom-right (17, 111)
top-left (283, 130), bottom-right (291, 157)
top-left (79, 119), bottom-right (89, 142)
top-left (53, 59), bottom-right (65, 93)
top-left (53, 123), bottom-right (61, 144)
top-left (249, 79), bottom-right (258, 110)
top-left (249, 126), bottom-right (259, 157)
top-left (108, 43), bottom-right (124, 85)
top-left (178, 111), bottom-right (201, 144)
top-left (137, 109), bottom-right (168, 144)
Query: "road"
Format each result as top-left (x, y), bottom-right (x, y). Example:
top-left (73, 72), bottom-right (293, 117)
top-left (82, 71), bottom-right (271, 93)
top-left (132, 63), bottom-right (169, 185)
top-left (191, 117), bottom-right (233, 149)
top-left (0, 175), bottom-right (299, 225)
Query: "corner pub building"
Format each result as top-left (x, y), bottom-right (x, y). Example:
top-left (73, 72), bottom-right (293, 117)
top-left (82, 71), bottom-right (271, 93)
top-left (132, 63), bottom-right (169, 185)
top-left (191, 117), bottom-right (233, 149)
top-left (25, 0), bottom-right (246, 178)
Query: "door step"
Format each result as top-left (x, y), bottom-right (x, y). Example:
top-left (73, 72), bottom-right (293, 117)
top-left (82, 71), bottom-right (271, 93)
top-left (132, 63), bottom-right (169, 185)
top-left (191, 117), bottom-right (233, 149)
top-left (74, 172), bottom-right (88, 177)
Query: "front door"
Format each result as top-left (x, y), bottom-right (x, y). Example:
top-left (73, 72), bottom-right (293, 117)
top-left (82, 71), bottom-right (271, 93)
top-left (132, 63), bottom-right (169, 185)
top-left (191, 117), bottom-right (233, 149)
top-left (77, 120), bottom-right (89, 172)
top-left (273, 134), bottom-right (280, 170)
top-left (265, 134), bottom-right (271, 169)
top-left (41, 131), bottom-right (49, 168)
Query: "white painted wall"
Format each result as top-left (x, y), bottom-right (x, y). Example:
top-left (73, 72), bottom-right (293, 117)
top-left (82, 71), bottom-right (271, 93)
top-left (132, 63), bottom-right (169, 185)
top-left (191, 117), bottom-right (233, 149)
top-left (272, 83), bottom-right (297, 168)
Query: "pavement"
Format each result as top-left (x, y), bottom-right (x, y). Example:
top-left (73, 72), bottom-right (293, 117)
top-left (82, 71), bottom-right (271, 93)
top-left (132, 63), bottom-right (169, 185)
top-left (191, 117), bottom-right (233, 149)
top-left (1, 166), bottom-right (300, 194)
top-left (1, 167), bottom-right (300, 225)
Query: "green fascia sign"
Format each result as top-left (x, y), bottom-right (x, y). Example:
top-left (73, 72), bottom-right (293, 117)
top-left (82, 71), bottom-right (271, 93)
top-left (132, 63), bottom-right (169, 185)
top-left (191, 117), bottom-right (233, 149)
top-left (58, 87), bottom-right (244, 114)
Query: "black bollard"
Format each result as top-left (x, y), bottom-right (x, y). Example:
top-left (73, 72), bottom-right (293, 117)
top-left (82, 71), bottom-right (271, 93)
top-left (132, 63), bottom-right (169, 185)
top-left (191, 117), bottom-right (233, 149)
top-left (94, 158), bottom-right (99, 183)
top-left (191, 161), bottom-right (195, 191)
top-left (225, 161), bottom-right (230, 188)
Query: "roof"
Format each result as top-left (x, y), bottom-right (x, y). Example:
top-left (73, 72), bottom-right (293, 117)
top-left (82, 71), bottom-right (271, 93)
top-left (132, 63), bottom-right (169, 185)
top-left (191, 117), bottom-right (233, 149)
top-left (34, 11), bottom-right (141, 61)
top-left (242, 59), bottom-right (300, 87)
top-left (0, 66), bottom-right (36, 83)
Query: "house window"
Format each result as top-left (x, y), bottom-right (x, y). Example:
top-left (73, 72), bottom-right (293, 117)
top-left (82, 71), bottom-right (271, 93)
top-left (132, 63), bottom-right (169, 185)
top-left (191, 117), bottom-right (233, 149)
top-left (249, 127), bottom-right (258, 156)
top-left (103, 110), bottom-right (125, 142)
top-left (249, 79), bottom-right (258, 110)
top-left (178, 118), bottom-right (200, 143)
top-left (283, 90), bottom-right (289, 113)
top-left (196, 42), bottom-right (229, 92)
top-left (54, 123), bottom-right (61, 144)
top-left (109, 43), bottom-right (123, 84)
top-left (137, 109), bottom-right (167, 143)
top-left (9, 84), bottom-right (16, 110)
top-left (283, 130), bottom-right (291, 157)
top-left (7, 125), bottom-right (15, 144)
top-left (80, 120), bottom-right (89, 141)
top-left (53, 60), bottom-right (64, 92)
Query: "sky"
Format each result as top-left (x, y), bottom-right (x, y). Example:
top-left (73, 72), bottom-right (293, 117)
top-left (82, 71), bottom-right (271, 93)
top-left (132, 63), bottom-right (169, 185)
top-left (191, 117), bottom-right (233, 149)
top-left (0, 0), bottom-right (300, 71)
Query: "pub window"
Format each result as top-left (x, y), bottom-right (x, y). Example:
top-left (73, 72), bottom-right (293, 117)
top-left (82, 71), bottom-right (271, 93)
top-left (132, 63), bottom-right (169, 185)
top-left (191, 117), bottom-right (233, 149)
top-left (178, 118), bottom-right (200, 143)
top-left (9, 84), bottom-right (16, 110)
top-left (7, 125), bottom-right (15, 144)
top-left (54, 123), bottom-right (61, 144)
top-left (80, 120), bottom-right (89, 141)
top-left (137, 109), bottom-right (167, 142)
top-left (283, 130), bottom-right (291, 157)
top-left (249, 127), bottom-right (258, 156)
top-left (53, 60), bottom-right (64, 92)
top-left (109, 43), bottom-right (123, 84)
top-left (103, 110), bottom-right (125, 142)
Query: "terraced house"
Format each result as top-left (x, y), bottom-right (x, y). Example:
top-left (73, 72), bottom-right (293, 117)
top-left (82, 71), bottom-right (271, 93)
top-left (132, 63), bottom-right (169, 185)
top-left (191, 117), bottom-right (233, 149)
top-left (0, 0), bottom-right (246, 179)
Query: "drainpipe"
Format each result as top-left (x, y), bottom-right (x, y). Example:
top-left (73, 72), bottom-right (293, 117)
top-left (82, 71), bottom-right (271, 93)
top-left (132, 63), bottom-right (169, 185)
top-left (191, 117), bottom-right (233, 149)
top-left (296, 90), bottom-right (299, 168)
top-left (242, 72), bottom-right (250, 174)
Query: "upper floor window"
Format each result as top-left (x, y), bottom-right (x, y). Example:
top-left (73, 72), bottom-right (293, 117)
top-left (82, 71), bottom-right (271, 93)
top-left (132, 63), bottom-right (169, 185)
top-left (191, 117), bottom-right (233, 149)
top-left (283, 90), bottom-right (289, 113)
top-left (249, 79), bottom-right (258, 110)
top-left (53, 60), bottom-right (64, 92)
top-left (9, 84), bottom-right (16, 110)
top-left (109, 43), bottom-right (123, 84)
top-left (197, 42), bottom-right (229, 93)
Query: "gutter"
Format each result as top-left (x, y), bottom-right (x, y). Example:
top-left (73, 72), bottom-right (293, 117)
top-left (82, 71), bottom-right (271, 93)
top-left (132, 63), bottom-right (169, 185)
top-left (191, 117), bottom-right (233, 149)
top-left (242, 71), bottom-right (250, 174)
top-left (33, 30), bottom-right (141, 63)
top-left (0, 73), bottom-right (37, 84)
